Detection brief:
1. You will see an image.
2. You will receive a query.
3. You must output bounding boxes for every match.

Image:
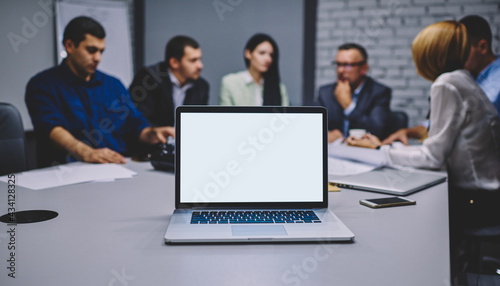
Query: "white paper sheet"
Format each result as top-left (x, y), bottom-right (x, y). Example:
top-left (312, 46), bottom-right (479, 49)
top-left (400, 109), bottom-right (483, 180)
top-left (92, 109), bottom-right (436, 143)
top-left (328, 141), bottom-right (387, 167)
top-left (327, 139), bottom-right (386, 176)
top-left (0, 163), bottom-right (137, 190)
top-left (328, 157), bottom-right (378, 176)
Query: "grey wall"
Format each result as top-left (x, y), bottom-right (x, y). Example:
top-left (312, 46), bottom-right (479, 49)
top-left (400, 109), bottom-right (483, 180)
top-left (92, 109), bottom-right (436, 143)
top-left (315, 0), bottom-right (500, 127)
top-left (144, 0), bottom-right (305, 106)
top-left (0, 0), bottom-right (304, 131)
top-left (3, 0), bottom-right (499, 131)
top-left (0, 0), bottom-right (132, 131)
top-left (1, 0), bottom-right (56, 130)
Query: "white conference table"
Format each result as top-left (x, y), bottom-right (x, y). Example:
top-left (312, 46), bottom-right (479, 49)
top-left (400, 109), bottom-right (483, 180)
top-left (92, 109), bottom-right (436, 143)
top-left (0, 160), bottom-right (450, 286)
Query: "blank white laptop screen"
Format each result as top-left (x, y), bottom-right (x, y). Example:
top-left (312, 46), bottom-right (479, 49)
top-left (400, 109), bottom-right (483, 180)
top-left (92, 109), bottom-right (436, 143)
top-left (179, 112), bottom-right (323, 203)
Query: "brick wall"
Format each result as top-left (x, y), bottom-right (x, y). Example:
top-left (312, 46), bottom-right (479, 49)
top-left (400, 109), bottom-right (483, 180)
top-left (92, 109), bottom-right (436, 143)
top-left (315, 0), bottom-right (500, 127)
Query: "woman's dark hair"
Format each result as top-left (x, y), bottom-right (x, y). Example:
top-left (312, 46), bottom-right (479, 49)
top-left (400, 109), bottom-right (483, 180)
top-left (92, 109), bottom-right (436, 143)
top-left (244, 33), bottom-right (282, 105)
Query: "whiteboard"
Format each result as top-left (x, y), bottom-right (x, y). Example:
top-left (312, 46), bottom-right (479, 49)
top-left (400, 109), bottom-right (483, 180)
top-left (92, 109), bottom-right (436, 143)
top-left (55, 0), bottom-right (133, 86)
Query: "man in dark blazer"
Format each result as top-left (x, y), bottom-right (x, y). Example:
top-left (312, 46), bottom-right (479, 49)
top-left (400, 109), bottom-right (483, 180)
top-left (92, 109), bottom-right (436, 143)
top-left (129, 36), bottom-right (209, 127)
top-left (316, 43), bottom-right (391, 142)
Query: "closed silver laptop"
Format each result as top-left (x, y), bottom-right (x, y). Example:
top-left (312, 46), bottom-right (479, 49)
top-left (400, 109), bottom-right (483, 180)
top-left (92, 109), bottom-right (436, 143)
top-left (329, 168), bottom-right (446, 196)
top-left (164, 106), bottom-right (354, 243)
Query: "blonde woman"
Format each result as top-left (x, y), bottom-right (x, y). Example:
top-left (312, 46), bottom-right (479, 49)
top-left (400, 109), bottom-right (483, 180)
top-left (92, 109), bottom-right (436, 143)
top-left (346, 22), bottom-right (500, 279)
top-left (348, 21), bottom-right (500, 225)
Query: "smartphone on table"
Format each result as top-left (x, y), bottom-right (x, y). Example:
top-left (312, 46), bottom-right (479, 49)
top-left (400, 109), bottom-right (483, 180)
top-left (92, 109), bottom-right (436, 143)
top-left (360, 196), bottom-right (416, 208)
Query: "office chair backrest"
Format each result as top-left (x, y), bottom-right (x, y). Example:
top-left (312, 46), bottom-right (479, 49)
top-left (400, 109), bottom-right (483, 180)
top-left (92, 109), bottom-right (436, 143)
top-left (0, 103), bottom-right (27, 176)
top-left (385, 111), bottom-right (409, 139)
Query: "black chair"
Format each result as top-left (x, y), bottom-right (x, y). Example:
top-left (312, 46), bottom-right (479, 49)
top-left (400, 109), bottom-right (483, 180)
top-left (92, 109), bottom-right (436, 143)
top-left (461, 225), bottom-right (500, 274)
top-left (384, 111), bottom-right (409, 139)
top-left (0, 103), bottom-right (27, 176)
top-left (455, 118), bottom-right (500, 278)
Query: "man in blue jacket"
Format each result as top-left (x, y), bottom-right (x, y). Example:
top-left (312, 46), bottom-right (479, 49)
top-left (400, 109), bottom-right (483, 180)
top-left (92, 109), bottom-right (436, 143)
top-left (316, 43), bottom-right (391, 142)
top-left (25, 16), bottom-right (174, 166)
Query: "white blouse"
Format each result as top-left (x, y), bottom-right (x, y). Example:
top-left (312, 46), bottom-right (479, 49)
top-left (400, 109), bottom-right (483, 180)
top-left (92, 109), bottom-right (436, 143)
top-left (381, 70), bottom-right (500, 191)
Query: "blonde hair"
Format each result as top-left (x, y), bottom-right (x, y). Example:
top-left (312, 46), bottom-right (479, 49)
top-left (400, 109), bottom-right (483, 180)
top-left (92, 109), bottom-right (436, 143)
top-left (411, 20), bottom-right (470, 82)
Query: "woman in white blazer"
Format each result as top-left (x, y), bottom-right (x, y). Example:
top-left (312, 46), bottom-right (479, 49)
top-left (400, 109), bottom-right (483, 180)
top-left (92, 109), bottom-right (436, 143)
top-left (220, 33), bottom-right (289, 106)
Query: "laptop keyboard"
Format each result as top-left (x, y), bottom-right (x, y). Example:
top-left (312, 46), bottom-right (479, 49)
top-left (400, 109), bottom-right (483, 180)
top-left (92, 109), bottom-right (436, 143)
top-left (190, 210), bottom-right (321, 224)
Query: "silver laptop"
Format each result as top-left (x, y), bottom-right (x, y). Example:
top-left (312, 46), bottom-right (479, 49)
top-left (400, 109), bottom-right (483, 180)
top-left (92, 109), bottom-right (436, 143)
top-left (164, 106), bottom-right (354, 243)
top-left (329, 168), bottom-right (447, 196)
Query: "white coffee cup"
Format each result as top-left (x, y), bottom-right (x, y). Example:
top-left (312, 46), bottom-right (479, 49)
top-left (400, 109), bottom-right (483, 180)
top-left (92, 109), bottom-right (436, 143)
top-left (349, 129), bottom-right (366, 139)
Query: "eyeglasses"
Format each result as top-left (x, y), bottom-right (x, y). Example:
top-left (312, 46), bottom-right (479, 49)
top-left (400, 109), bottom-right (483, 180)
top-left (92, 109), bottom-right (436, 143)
top-left (332, 61), bottom-right (366, 69)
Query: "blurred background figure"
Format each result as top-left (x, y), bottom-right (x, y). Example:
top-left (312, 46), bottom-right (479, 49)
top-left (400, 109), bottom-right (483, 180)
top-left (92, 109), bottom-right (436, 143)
top-left (383, 14), bottom-right (500, 146)
top-left (220, 33), bottom-right (289, 106)
top-left (315, 43), bottom-right (391, 143)
top-left (347, 20), bottom-right (500, 281)
top-left (130, 35), bottom-right (209, 127)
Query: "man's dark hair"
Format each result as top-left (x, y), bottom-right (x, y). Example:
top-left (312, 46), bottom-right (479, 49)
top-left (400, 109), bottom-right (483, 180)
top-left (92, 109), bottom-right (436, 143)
top-left (62, 16), bottom-right (105, 47)
top-left (164, 36), bottom-right (200, 67)
top-left (338, 43), bottom-right (368, 62)
top-left (459, 15), bottom-right (492, 51)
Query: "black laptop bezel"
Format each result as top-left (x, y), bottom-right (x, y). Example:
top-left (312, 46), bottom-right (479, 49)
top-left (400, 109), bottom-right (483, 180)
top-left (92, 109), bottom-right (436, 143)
top-left (174, 106), bottom-right (328, 209)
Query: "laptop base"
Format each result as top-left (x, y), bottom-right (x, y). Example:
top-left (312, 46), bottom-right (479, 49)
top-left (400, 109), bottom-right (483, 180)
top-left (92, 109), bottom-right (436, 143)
top-left (165, 208), bottom-right (354, 244)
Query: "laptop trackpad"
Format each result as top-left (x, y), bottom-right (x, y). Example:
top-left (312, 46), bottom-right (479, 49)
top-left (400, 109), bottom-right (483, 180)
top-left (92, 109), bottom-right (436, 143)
top-left (231, 225), bottom-right (287, 236)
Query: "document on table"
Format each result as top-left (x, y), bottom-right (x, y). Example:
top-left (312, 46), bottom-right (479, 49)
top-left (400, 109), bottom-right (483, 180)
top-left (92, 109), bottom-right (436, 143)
top-left (327, 139), bottom-right (384, 176)
top-left (328, 144), bottom-right (387, 166)
top-left (0, 163), bottom-right (137, 190)
top-left (328, 157), bottom-right (378, 176)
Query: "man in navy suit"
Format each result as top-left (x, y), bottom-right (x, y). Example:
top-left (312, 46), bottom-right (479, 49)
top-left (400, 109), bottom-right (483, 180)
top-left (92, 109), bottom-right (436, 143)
top-left (316, 43), bottom-right (391, 142)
